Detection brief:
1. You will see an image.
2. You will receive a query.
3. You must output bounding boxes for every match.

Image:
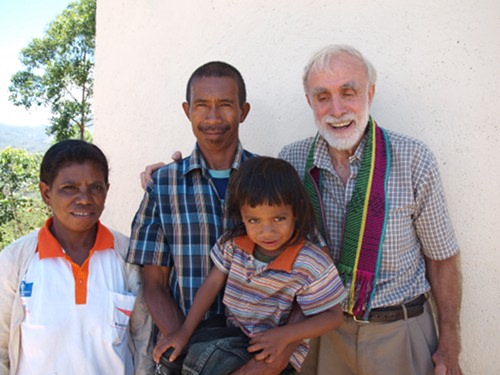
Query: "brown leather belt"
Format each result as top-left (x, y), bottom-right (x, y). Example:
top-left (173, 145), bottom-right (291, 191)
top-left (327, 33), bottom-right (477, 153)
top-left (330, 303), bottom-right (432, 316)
top-left (346, 294), bottom-right (427, 323)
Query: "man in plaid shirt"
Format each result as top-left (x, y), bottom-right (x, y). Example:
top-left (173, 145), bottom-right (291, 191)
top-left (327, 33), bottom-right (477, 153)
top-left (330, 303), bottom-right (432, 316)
top-left (279, 45), bottom-right (463, 375)
top-left (128, 62), bottom-right (299, 375)
top-left (136, 46), bottom-right (463, 375)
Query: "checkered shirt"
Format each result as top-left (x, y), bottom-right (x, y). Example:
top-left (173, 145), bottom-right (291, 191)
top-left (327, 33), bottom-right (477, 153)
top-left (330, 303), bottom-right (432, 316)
top-left (127, 142), bottom-right (255, 316)
top-left (278, 128), bottom-right (459, 309)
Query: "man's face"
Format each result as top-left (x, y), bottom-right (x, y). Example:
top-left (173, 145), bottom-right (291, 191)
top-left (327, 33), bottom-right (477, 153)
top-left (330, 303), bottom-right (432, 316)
top-left (305, 53), bottom-right (375, 153)
top-left (183, 76), bottom-right (250, 156)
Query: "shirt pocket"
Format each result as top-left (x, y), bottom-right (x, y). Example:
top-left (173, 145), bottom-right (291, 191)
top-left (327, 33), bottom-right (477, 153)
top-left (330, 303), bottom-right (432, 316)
top-left (381, 204), bottom-right (418, 271)
top-left (106, 291), bottom-right (137, 345)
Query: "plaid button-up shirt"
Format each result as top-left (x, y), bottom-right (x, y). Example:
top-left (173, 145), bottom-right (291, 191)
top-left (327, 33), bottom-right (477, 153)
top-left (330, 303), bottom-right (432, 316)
top-left (279, 128), bottom-right (459, 309)
top-left (127, 142), bottom-right (255, 317)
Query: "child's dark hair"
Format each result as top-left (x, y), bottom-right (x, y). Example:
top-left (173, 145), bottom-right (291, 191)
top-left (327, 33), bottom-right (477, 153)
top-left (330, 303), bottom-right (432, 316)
top-left (224, 156), bottom-right (317, 243)
top-left (40, 139), bottom-right (109, 186)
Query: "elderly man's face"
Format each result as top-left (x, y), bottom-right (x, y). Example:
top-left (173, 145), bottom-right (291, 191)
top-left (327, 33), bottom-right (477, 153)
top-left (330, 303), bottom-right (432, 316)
top-left (305, 52), bottom-right (375, 154)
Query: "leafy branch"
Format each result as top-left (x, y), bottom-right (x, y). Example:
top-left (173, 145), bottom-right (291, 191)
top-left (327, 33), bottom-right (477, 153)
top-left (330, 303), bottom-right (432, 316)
top-left (8, 0), bottom-right (96, 141)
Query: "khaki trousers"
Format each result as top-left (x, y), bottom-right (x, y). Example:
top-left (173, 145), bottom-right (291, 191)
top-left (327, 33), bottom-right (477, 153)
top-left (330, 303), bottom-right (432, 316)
top-left (302, 301), bottom-right (438, 375)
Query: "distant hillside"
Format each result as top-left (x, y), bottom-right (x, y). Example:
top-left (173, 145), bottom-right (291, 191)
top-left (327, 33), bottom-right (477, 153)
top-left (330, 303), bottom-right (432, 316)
top-left (0, 124), bottom-right (53, 153)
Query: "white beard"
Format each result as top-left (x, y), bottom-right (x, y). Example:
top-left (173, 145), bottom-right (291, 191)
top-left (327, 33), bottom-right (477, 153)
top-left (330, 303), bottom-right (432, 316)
top-left (315, 110), bottom-right (370, 151)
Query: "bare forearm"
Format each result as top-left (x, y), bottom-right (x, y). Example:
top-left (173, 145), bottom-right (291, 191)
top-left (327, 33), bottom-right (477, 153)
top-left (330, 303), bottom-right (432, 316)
top-left (144, 285), bottom-right (184, 335)
top-left (426, 254), bottom-right (463, 373)
top-left (143, 265), bottom-right (184, 335)
top-left (232, 349), bottom-right (295, 375)
top-left (294, 306), bottom-right (343, 341)
top-left (242, 305), bottom-right (343, 375)
top-left (181, 268), bottom-right (226, 336)
top-left (271, 306), bottom-right (342, 345)
top-left (234, 305), bottom-right (311, 375)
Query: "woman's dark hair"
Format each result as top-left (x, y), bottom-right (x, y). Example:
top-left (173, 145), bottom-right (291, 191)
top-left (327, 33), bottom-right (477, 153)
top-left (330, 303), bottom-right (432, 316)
top-left (40, 140), bottom-right (109, 186)
top-left (224, 156), bottom-right (317, 243)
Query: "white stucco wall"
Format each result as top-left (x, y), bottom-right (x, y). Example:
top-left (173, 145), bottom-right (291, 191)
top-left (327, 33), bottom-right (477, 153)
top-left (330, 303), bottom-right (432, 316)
top-left (94, 0), bottom-right (500, 372)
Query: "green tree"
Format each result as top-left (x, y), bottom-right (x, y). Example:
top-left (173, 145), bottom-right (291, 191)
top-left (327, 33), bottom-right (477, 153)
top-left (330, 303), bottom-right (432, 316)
top-left (9, 0), bottom-right (96, 141)
top-left (0, 147), bottom-right (49, 250)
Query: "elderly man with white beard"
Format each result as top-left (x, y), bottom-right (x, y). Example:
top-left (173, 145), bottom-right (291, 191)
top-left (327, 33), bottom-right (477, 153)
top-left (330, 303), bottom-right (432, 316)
top-left (278, 45), bottom-right (463, 375)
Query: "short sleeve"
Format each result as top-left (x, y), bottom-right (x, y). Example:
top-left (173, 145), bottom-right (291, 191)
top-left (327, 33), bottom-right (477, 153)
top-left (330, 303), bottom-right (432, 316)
top-left (210, 239), bottom-right (233, 275)
top-left (127, 184), bottom-right (172, 267)
top-left (412, 146), bottom-right (459, 260)
top-left (296, 263), bottom-right (346, 316)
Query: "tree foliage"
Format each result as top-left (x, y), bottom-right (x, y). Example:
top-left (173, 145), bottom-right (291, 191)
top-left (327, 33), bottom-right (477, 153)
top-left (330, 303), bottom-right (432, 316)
top-left (0, 147), bottom-right (49, 250)
top-left (9, 0), bottom-right (96, 141)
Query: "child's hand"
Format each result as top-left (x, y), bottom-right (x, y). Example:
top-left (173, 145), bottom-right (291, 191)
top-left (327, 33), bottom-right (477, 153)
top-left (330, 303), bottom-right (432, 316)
top-left (152, 329), bottom-right (190, 363)
top-left (247, 327), bottom-right (291, 363)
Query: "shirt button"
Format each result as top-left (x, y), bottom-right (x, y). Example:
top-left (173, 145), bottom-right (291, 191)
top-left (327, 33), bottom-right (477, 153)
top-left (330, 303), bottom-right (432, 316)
top-left (79, 279), bottom-right (83, 284)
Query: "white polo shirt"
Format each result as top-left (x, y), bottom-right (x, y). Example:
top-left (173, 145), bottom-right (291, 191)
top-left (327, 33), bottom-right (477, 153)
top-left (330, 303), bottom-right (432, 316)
top-left (17, 219), bottom-right (136, 375)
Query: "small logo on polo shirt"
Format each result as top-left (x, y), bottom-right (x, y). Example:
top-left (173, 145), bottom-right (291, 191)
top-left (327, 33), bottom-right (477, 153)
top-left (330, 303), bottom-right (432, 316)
top-left (116, 307), bottom-right (132, 317)
top-left (20, 281), bottom-right (34, 297)
top-left (113, 307), bottom-right (132, 330)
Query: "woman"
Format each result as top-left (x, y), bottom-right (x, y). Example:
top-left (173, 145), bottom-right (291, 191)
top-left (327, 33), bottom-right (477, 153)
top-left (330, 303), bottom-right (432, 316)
top-left (0, 140), bottom-right (153, 375)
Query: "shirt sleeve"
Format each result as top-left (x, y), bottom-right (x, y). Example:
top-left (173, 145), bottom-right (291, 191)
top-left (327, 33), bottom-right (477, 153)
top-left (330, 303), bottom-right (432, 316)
top-left (210, 239), bottom-right (233, 275)
top-left (127, 183), bottom-right (172, 267)
top-left (0, 242), bottom-right (19, 373)
top-left (115, 234), bottom-right (155, 374)
top-left (412, 145), bottom-right (459, 260)
top-left (296, 262), bottom-right (346, 316)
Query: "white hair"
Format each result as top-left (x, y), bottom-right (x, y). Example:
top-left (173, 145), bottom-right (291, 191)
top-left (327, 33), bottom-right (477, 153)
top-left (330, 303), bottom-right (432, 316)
top-left (302, 44), bottom-right (377, 92)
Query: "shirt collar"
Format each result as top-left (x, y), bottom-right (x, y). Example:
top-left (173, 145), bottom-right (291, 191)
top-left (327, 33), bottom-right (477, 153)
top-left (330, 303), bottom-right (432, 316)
top-left (352, 134), bottom-right (367, 163)
top-left (315, 129), bottom-right (369, 167)
top-left (184, 142), bottom-right (247, 176)
top-left (234, 235), bottom-right (305, 272)
top-left (37, 218), bottom-right (114, 259)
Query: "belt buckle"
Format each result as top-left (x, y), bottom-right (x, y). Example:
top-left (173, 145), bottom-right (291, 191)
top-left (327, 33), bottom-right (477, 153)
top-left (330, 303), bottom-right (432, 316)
top-left (352, 314), bottom-right (370, 324)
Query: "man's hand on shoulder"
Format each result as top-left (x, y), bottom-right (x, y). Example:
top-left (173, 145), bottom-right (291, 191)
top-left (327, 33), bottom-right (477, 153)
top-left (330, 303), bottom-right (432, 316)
top-left (139, 151), bottom-right (183, 190)
top-left (140, 162), bottom-right (165, 190)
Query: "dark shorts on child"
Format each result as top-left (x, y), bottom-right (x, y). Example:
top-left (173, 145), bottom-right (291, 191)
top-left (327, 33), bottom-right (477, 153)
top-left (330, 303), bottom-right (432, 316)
top-left (154, 316), bottom-right (296, 375)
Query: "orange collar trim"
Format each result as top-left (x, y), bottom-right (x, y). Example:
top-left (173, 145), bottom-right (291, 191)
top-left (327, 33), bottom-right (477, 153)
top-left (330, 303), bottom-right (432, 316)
top-left (37, 218), bottom-right (115, 259)
top-left (234, 235), bottom-right (305, 272)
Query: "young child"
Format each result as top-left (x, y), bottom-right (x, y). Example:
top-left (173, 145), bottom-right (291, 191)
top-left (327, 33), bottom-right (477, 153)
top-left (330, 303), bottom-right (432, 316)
top-left (153, 156), bottom-right (346, 374)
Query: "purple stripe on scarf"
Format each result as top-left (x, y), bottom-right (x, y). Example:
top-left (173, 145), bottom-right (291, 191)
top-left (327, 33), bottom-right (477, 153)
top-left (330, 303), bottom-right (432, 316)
top-left (353, 125), bottom-right (388, 315)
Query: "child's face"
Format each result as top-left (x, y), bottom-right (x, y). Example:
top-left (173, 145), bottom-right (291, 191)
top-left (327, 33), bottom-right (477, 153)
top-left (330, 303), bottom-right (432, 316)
top-left (240, 203), bottom-right (295, 256)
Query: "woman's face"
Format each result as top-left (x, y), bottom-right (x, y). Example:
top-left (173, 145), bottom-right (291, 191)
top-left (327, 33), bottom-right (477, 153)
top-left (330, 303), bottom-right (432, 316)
top-left (40, 161), bottom-right (109, 237)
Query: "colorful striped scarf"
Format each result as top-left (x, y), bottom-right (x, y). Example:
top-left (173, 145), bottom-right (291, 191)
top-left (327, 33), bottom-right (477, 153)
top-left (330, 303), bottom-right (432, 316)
top-left (303, 118), bottom-right (391, 318)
